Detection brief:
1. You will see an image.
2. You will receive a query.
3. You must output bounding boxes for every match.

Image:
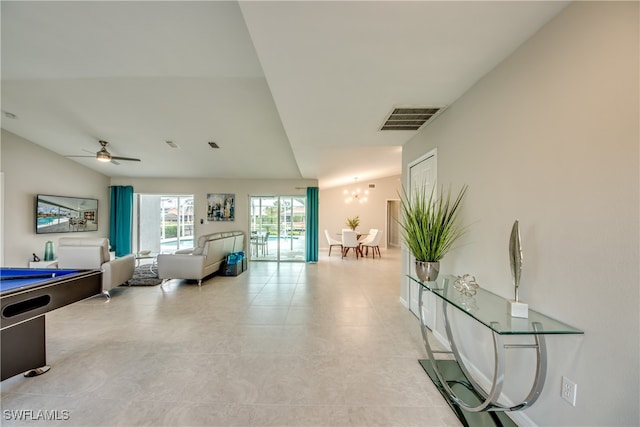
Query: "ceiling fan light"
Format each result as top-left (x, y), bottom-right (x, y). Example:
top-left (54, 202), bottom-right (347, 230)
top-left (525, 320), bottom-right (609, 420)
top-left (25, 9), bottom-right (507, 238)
top-left (96, 150), bottom-right (111, 162)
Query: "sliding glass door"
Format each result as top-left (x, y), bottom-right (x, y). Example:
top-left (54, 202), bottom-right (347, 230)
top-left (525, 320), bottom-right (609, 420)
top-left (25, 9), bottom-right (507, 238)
top-left (250, 195), bottom-right (306, 262)
top-left (249, 196), bottom-right (277, 261)
top-left (279, 196), bottom-right (306, 261)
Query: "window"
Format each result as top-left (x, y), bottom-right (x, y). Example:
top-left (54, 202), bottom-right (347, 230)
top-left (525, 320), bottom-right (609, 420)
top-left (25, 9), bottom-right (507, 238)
top-left (134, 194), bottom-right (194, 254)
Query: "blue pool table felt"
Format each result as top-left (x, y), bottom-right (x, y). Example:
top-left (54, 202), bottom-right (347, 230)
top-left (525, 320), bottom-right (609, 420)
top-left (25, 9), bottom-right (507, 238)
top-left (0, 268), bottom-right (81, 292)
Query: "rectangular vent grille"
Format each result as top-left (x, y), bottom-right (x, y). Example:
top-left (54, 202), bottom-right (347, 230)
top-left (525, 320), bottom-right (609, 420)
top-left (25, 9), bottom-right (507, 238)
top-left (208, 141), bottom-right (220, 149)
top-left (380, 107), bottom-right (442, 131)
top-left (368, 184), bottom-right (376, 189)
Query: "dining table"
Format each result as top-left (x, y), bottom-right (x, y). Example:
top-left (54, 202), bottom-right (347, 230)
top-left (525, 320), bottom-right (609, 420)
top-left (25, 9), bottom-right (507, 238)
top-left (336, 232), bottom-right (368, 240)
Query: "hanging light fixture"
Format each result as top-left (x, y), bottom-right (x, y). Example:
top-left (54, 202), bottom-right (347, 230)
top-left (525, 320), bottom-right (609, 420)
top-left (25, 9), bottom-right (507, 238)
top-left (344, 177), bottom-right (369, 204)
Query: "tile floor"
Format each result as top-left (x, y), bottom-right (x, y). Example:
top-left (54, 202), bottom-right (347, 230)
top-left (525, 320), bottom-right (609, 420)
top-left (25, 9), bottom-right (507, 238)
top-left (1, 248), bottom-right (462, 426)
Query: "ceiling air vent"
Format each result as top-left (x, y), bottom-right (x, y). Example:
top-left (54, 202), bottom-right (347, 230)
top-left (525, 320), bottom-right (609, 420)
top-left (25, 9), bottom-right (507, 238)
top-left (208, 141), bottom-right (220, 149)
top-left (380, 107), bottom-right (442, 131)
top-left (165, 140), bottom-right (179, 149)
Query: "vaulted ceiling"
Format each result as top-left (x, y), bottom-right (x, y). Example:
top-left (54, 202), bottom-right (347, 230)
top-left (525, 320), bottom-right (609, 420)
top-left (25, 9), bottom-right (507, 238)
top-left (1, 1), bottom-right (567, 188)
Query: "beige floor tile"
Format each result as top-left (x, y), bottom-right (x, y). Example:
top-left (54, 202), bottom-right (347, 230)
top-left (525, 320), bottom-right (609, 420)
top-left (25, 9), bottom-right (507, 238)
top-left (0, 248), bottom-right (462, 427)
top-left (251, 404), bottom-right (350, 426)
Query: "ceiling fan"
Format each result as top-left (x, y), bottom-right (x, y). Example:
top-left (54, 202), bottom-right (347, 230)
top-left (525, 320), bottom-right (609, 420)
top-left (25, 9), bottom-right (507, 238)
top-left (67, 140), bottom-right (141, 164)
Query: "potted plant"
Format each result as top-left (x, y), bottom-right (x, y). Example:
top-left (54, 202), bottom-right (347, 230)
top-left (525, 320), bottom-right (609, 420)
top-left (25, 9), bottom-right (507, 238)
top-left (399, 184), bottom-right (468, 281)
top-left (346, 215), bottom-right (360, 231)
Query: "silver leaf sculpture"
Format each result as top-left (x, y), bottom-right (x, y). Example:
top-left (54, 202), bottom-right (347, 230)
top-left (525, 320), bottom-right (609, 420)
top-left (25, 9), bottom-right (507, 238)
top-left (509, 220), bottom-right (523, 302)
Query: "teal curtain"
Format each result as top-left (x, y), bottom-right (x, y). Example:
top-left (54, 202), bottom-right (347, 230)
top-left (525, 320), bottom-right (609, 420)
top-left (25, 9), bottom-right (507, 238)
top-left (109, 185), bottom-right (134, 257)
top-left (306, 187), bottom-right (319, 262)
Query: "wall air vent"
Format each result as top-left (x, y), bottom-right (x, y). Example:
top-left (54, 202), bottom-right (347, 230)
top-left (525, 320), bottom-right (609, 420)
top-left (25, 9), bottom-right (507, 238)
top-left (208, 141), bottom-right (220, 149)
top-left (380, 107), bottom-right (443, 131)
top-left (368, 184), bottom-right (376, 189)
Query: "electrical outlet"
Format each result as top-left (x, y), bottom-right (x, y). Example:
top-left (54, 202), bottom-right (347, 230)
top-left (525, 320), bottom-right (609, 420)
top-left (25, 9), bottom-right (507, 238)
top-left (561, 376), bottom-right (577, 406)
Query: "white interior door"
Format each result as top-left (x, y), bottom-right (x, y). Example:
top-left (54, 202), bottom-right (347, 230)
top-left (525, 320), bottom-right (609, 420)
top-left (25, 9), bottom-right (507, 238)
top-left (407, 149), bottom-right (437, 328)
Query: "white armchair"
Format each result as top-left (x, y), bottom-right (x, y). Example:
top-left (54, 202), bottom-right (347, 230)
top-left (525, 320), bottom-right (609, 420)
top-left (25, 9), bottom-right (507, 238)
top-left (57, 237), bottom-right (135, 300)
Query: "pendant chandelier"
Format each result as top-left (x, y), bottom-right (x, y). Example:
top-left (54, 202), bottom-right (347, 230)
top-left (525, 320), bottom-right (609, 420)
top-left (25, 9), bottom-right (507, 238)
top-left (344, 177), bottom-right (369, 203)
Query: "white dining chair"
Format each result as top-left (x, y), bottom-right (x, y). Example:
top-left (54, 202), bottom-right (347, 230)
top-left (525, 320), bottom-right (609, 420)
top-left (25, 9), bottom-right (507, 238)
top-left (362, 229), bottom-right (383, 258)
top-left (359, 228), bottom-right (377, 246)
top-left (341, 230), bottom-right (360, 259)
top-left (324, 229), bottom-right (342, 256)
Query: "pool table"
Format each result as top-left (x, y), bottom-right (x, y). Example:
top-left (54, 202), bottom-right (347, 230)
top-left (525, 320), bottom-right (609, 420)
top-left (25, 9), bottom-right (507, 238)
top-left (0, 267), bottom-right (102, 381)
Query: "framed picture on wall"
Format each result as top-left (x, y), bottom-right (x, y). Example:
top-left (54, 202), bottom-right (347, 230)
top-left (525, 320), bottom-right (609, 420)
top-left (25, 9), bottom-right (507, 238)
top-left (207, 193), bottom-right (235, 221)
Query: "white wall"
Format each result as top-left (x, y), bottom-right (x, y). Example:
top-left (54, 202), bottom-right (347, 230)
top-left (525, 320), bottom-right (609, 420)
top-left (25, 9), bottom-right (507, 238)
top-left (402, 2), bottom-right (638, 426)
top-left (1, 129), bottom-right (111, 267)
top-left (137, 195), bottom-right (162, 252)
top-left (1, 171), bottom-right (4, 266)
top-left (319, 175), bottom-right (401, 249)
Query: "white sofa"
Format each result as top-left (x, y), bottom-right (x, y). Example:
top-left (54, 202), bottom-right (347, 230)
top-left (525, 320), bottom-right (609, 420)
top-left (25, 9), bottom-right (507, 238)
top-left (57, 237), bottom-right (135, 300)
top-left (157, 231), bottom-right (245, 286)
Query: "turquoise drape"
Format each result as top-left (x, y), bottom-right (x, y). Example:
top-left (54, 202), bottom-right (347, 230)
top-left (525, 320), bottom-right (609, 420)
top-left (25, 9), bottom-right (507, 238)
top-left (109, 185), bottom-right (134, 257)
top-left (306, 187), bottom-right (319, 262)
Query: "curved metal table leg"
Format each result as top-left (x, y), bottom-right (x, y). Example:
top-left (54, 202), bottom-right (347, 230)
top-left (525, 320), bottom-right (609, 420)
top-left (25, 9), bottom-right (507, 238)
top-left (506, 322), bottom-right (547, 410)
top-left (24, 365), bottom-right (51, 377)
top-left (418, 285), bottom-right (548, 412)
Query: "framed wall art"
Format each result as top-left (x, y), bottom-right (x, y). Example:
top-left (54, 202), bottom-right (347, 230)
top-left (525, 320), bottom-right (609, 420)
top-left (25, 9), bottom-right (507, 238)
top-left (207, 193), bottom-right (235, 221)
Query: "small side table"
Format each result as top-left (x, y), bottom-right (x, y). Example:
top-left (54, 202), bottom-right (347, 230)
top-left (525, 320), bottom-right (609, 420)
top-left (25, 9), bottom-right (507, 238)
top-left (29, 259), bottom-right (58, 268)
top-left (135, 253), bottom-right (158, 272)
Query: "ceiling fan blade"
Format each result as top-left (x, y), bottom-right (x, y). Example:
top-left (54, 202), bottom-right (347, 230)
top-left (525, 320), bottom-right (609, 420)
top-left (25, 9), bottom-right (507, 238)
top-left (69, 141), bottom-right (139, 163)
top-left (110, 156), bottom-right (141, 162)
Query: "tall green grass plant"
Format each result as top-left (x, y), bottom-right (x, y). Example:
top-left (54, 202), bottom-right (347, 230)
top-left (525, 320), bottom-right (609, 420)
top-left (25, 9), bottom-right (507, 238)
top-left (399, 184), bottom-right (468, 262)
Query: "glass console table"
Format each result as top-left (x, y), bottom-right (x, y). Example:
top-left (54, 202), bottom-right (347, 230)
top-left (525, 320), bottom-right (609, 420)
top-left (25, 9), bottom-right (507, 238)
top-left (408, 274), bottom-right (583, 426)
